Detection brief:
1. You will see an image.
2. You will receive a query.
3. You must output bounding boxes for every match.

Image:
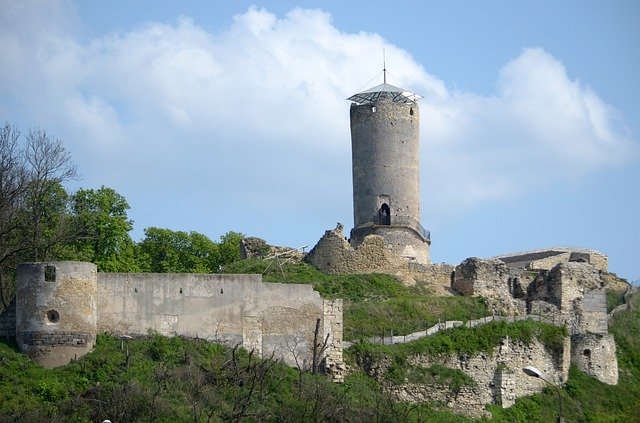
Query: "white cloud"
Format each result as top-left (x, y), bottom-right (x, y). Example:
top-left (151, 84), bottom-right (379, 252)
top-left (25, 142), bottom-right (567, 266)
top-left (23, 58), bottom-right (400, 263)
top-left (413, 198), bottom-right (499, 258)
top-left (0, 2), bottom-right (636, 243)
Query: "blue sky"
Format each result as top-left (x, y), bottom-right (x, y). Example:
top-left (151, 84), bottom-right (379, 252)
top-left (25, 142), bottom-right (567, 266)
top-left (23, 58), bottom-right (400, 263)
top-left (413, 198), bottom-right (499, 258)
top-left (1, 1), bottom-right (639, 281)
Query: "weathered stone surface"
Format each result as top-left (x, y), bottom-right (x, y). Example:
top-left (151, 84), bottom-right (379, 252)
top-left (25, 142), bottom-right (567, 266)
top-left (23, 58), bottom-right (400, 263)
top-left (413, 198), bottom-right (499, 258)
top-left (452, 258), bottom-right (525, 315)
top-left (240, 237), bottom-right (304, 262)
top-left (496, 247), bottom-right (608, 271)
top-left (15, 262), bottom-right (344, 375)
top-left (571, 333), bottom-right (618, 385)
top-left (16, 262), bottom-right (97, 368)
top-left (451, 258), bottom-right (619, 388)
top-left (305, 223), bottom-right (407, 275)
top-left (367, 337), bottom-right (570, 418)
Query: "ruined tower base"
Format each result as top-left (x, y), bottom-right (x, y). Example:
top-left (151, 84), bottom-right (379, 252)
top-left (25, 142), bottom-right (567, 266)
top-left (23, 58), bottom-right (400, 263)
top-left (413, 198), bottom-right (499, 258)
top-left (350, 225), bottom-right (430, 266)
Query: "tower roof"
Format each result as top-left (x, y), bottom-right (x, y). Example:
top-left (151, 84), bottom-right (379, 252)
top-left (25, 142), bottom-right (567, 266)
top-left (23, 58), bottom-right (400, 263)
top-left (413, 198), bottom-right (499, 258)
top-left (347, 83), bottom-right (423, 105)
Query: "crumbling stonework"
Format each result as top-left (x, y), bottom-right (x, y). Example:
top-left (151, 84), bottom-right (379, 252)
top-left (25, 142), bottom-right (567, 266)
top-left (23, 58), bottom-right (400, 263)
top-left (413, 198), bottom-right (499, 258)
top-left (305, 223), bottom-right (407, 275)
top-left (373, 337), bottom-right (570, 419)
top-left (16, 262), bottom-right (97, 368)
top-left (546, 262), bottom-right (608, 334)
top-left (451, 258), bottom-right (619, 387)
top-left (452, 258), bottom-right (526, 315)
top-left (240, 237), bottom-right (304, 262)
top-left (571, 333), bottom-right (618, 385)
top-left (496, 247), bottom-right (608, 272)
top-left (323, 299), bottom-right (346, 382)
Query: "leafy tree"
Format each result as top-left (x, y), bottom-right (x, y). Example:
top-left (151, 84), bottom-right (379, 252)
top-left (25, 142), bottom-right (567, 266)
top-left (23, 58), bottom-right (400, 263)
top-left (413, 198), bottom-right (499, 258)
top-left (219, 231), bottom-right (243, 266)
top-left (137, 227), bottom-right (220, 273)
top-left (0, 123), bottom-right (77, 306)
top-left (65, 186), bottom-right (138, 272)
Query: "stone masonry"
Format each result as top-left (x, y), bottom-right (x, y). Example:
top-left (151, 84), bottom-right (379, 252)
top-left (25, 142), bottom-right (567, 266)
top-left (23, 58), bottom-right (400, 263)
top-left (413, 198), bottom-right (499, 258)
top-left (451, 258), bottom-right (619, 386)
top-left (8, 262), bottom-right (344, 380)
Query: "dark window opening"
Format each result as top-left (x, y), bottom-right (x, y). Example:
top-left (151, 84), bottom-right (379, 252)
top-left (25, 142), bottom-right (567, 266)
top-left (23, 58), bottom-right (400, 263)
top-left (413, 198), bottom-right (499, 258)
top-left (47, 310), bottom-right (60, 323)
top-left (409, 107), bottom-right (414, 116)
top-left (44, 266), bottom-right (56, 282)
top-left (379, 203), bottom-right (391, 225)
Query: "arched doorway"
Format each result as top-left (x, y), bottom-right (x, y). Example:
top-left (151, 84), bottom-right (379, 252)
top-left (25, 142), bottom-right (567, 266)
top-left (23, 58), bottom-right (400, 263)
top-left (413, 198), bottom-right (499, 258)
top-left (379, 203), bottom-right (391, 225)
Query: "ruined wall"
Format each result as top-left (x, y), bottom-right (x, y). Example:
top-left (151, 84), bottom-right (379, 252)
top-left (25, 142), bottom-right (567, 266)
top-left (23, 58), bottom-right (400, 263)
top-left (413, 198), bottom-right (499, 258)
top-left (546, 262), bottom-right (607, 333)
top-left (305, 224), bottom-right (407, 275)
top-left (452, 258), bottom-right (526, 315)
top-left (496, 248), bottom-right (608, 271)
top-left (323, 299), bottom-right (345, 382)
top-left (385, 337), bottom-right (570, 419)
top-left (16, 262), bottom-right (97, 368)
top-left (13, 262), bottom-right (344, 373)
top-left (571, 333), bottom-right (618, 385)
top-left (97, 272), bottom-right (338, 369)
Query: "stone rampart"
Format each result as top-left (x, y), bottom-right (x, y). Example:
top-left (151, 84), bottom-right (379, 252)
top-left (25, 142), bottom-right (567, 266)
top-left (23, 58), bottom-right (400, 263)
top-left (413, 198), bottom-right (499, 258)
top-left (16, 262), bottom-right (97, 368)
top-left (0, 299), bottom-right (16, 338)
top-left (97, 272), bottom-right (341, 371)
top-left (12, 262), bottom-right (344, 376)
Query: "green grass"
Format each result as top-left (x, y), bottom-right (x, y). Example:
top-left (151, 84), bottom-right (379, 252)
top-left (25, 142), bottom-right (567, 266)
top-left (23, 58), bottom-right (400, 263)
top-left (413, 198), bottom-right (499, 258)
top-left (224, 259), bottom-right (489, 340)
top-left (349, 319), bottom-right (567, 364)
top-left (0, 333), bottom-right (473, 422)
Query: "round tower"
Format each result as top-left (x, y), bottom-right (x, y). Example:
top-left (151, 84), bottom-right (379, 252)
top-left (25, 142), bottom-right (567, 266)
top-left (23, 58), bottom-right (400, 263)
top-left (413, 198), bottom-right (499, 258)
top-left (348, 81), bottom-right (431, 264)
top-left (16, 261), bottom-right (97, 368)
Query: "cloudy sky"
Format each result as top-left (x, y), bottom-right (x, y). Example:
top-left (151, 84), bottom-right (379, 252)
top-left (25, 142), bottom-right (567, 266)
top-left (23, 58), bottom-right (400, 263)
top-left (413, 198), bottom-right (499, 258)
top-left (1, 1), bottom-right (638, 281)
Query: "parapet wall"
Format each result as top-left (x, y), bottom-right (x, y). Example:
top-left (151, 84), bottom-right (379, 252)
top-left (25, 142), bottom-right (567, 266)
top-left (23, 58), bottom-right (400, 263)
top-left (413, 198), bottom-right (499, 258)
top-left (12, 262), bottom-right (344, 375)
top-left (97, 272), bottom-right (339, 370)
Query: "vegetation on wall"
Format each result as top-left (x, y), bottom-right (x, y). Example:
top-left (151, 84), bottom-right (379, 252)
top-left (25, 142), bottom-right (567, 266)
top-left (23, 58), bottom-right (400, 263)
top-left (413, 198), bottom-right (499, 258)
top-left (224, 259), bottom-right (489, 341)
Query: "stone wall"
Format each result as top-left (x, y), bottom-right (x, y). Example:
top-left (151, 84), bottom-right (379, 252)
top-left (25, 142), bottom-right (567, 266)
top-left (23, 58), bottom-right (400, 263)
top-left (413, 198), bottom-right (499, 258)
top-left (16, 262), bottom-right (97, 368)
top-left (305, 224), bottom-right (407, 275)
top-left (452, 258), bottom-right (526, 315)
top-left (97, 272), bottom-right (341, 370)
top-left (571, 333), bottom-right (618, 385)
top-left (13, 262), bottom-right (344, 374)
top-left (323, 299), bottom-right (346, 382)
top-left (0, 299), bottom-right (16, 338)
top-left (496, 248), bottom-right (608, 271)
top-left (381, 337), bottom-right (570, 419)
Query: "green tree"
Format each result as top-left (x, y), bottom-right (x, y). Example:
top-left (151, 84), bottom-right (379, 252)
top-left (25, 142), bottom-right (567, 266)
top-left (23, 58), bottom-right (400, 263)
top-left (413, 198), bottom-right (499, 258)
top-left (0, 123), bottom-right (77, 306)
top-left (219, 231), bottom-right (243, 266)
top-left (66, 186), bottom-right (138, 272)
top-left (137, 227), bottom-right (220, 273)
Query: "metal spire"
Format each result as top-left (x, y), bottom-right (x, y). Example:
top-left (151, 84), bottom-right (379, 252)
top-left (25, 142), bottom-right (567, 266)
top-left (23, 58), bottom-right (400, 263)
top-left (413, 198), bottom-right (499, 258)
top-left (383, 48), bottom-right (386, 84)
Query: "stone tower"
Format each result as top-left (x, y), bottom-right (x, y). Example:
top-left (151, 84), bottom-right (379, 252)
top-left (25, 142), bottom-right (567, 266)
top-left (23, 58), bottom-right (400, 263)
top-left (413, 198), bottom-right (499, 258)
top-left (16, 262), bottom-right (97, 368)
top-left (348, 79), bottom-right (431, 264)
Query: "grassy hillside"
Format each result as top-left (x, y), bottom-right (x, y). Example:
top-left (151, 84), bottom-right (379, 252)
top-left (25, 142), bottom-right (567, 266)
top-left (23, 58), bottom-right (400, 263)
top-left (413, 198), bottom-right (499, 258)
top-left (224, 259), bottom-right (488, 340)
top-left (1, 262), bottom-right (638, 422)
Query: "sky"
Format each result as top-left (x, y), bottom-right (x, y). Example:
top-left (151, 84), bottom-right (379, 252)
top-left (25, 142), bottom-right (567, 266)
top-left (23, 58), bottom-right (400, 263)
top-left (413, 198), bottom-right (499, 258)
top-left (1, 1), bottom-right (639, 281)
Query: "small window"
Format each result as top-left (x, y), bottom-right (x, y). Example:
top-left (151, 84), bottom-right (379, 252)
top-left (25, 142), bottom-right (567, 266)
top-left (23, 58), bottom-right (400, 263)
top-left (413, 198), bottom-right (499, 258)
top-left (379, 203), bottom-right (391, 225)
top-left (46, 310), bottom-right (60, 323)
top-left (409, 107), bottom-right (414, 116)
top-left (44, 266), bottom-right (56, 282)
top-left (371, 106), bottom-right (377, 113)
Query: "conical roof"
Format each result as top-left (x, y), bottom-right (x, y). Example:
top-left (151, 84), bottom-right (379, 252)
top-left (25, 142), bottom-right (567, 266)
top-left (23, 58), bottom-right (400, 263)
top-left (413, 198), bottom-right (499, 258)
top-left (347, 83), bottom-right (422, 105)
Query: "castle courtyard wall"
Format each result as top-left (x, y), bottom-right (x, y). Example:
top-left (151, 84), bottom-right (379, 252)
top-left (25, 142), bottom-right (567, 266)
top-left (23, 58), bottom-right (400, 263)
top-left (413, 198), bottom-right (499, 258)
top-left (97, 272), bottom-right (336, 369)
